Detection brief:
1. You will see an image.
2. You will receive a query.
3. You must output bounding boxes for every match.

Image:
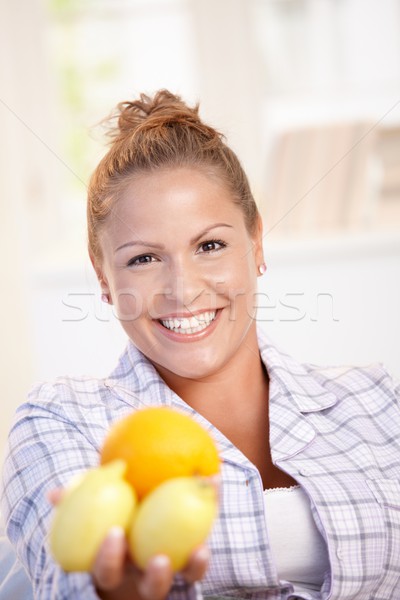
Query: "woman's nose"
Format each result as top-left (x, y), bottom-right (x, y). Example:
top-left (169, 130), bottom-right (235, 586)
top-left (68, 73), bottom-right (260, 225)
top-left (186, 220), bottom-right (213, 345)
top-left (161, 261), bottom-right (205, 310)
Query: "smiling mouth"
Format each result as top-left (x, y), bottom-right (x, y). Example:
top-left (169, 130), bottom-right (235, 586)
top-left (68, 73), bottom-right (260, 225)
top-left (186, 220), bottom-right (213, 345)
top-left (158, 310), bottom-right (217, 334)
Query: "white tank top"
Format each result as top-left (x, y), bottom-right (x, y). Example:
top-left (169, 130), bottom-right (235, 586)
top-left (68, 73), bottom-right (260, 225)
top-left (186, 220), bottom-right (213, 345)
top-left (263, 485), bottom-right (329, 593)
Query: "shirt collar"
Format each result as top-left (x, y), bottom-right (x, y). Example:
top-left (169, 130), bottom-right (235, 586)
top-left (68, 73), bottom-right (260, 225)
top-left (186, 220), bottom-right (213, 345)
top-left (105, 330), bottom-right (338, 414)
top-left (257, 328), bottom-right (338, 413)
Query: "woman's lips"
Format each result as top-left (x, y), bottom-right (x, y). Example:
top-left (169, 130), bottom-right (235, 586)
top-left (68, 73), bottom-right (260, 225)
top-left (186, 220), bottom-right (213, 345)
top-left (154, 309), bottom-right (221, 342)
top-left (159, 310), bottom-right (216, 334)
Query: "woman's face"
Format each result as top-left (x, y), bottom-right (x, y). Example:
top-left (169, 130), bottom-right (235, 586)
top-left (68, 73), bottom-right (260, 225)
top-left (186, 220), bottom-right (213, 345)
top-left (96, 167), bottom-right (264, 382)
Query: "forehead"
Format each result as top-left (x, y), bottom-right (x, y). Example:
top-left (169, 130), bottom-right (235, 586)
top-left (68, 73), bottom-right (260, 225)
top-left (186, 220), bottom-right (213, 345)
top-left (106, 167), bottom-right (245, 237)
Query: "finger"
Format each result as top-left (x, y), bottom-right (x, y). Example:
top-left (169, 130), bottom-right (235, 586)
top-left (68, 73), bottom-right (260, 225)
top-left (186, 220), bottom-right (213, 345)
top-left (46, 488), bottom-right (64, 506)
top-left (137, 555), bottom-right (173, 600)
top-left (181, 545), bottom-right (210, 584)
top-left (92, 527), bottom-right (127, 591)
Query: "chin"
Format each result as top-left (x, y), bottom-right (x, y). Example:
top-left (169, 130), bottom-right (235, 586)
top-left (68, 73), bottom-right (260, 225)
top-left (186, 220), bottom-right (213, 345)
top-left (156, 354), bottom-right (223, 381)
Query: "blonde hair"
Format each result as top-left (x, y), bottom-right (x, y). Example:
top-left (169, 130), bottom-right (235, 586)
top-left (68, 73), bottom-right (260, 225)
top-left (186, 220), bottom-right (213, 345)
top-left (87, 89), bottom-right (258, 261)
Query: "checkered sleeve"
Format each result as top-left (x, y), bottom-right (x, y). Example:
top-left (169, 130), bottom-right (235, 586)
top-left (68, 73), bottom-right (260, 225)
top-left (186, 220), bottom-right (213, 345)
top-left (0, 381), bottom-right (204, 600)
top-left (1, 381), bottom-right (102, 599)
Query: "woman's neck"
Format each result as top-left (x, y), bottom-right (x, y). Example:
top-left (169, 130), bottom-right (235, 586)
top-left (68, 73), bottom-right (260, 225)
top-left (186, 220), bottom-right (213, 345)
top-left (156, 329), bottom-right (265, 415)
top-left (154, 326), bottom-right (269, 447)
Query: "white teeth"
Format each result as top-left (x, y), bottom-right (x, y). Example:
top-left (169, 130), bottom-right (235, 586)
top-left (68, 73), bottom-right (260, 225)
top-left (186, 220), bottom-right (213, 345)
top-left (160, 311), bottom-right (217, 334)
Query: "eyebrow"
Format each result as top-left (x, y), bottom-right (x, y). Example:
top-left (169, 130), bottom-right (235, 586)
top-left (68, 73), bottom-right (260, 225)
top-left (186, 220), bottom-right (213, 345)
top-left (114, 223), bottom-right (234, 253)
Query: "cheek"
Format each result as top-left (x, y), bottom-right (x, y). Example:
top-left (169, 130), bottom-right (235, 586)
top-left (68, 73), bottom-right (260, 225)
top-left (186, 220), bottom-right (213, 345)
top-left (113, 282), bottom-right (169, 322)
top-left (112, 283), bottom-right (153, 322)
top-left (229, 250), bottom-right (258, 289)
top-left (114, 292), bottom-right (143, 322)
top-left (108, 270), bottom-right (155, 318)
top-left (220, 261), bottom-right (258, 318)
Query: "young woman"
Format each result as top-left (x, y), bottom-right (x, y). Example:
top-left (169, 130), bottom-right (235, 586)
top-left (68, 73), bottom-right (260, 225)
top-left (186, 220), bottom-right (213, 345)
top-left (1, 90), bottom-right (400, 600)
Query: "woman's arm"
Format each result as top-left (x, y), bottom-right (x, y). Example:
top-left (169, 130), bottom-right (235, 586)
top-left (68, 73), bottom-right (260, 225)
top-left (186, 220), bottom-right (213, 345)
top-left (1, 381), bottom-right (207, 599)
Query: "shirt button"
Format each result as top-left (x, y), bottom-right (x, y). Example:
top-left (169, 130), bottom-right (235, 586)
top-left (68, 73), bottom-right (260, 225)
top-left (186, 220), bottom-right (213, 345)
top-left (336, 545), bottom-right (343, 560)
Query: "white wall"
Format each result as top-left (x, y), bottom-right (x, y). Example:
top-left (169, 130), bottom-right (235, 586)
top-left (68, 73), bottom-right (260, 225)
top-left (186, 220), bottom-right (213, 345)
top-left (0, 0), bottom-right (47, 461)
top-left (262, 233), bottom-right (400, 377)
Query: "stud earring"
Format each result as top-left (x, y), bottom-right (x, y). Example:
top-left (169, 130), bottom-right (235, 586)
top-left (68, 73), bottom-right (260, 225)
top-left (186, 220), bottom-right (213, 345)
top-left (101, 293), bottom-right (110, 304)
top-left (258, 263), bottom-right (267, 275)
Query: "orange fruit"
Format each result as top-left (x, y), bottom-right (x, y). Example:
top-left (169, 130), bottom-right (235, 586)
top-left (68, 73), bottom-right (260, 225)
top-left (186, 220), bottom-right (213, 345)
top-left (100, 406), bottom-right (220, 498)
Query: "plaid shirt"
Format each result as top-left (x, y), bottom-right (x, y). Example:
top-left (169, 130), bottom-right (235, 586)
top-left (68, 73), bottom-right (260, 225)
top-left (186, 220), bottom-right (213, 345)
top-left (1, 330), bottom-right (400, 600)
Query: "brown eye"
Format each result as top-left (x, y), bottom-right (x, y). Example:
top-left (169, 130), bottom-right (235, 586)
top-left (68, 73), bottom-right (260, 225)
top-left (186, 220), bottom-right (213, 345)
top-left (128, 254), bottom-right (155, 266)
top-left (198, 240), bottom-right (226, 253)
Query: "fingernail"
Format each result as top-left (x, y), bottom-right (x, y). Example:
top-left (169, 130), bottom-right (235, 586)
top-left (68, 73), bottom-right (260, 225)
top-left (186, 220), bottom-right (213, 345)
top-left (149, 554), bottom-right (170, 569)
top-left (195, 546), bottom-right (210, 563)
top-left (107, 526), bottom-right (125, 544)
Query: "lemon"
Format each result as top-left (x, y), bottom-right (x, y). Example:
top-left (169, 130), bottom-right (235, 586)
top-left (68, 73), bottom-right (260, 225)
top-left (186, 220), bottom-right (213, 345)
top-left (129, 476), bottom-right (217, 572)
top-left (100, 406), bottom-right (220, 499)
top-left (50, 460), bottom-right (136, 571)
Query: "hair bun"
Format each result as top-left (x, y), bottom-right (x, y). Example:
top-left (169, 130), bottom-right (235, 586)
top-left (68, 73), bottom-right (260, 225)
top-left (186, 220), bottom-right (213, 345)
top-left (107, 89), bottom-right (220, 144)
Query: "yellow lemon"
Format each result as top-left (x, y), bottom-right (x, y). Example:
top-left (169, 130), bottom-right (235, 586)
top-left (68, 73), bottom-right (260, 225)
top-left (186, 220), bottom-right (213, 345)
top-left (50, 460), bottom-right (136, 571)
top-left (129, 476), bottom-right (217, 571)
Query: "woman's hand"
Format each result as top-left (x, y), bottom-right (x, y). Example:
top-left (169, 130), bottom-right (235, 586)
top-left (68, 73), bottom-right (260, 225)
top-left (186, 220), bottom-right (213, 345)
top-left (93, 527), bottom-right (209, 600)
top-left (47, 489), bottom-right (210, 600)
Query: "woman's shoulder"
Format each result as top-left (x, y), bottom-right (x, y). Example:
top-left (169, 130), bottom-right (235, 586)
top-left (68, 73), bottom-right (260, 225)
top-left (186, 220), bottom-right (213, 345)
top-left (259, 330), bottom-right (398, 395)
top-left (304, 360), bottom-right (400, 404)
top-left (305, 360), bottom-right (394, 384)
top-left (26, 340), bottom-right (138, 407)
top-left (28, 373), bottom-right (108, 400)
top-left (17, 341), bottom-right (152, 432)
top-left (259, 331), bottom-right (399, 407)
top-left (23, 375), bottom-right (111, 423)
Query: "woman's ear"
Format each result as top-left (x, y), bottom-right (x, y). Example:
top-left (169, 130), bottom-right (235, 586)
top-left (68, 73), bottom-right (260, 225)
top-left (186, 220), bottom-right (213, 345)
top-left (253, 214), bottom-right (266, 273)
top-left (89, 251), bottom-right (112, 302)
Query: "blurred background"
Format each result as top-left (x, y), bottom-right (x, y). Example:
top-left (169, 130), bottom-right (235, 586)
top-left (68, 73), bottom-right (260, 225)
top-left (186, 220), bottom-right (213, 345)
top-left (1, 0), bottom-right (400, 458)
